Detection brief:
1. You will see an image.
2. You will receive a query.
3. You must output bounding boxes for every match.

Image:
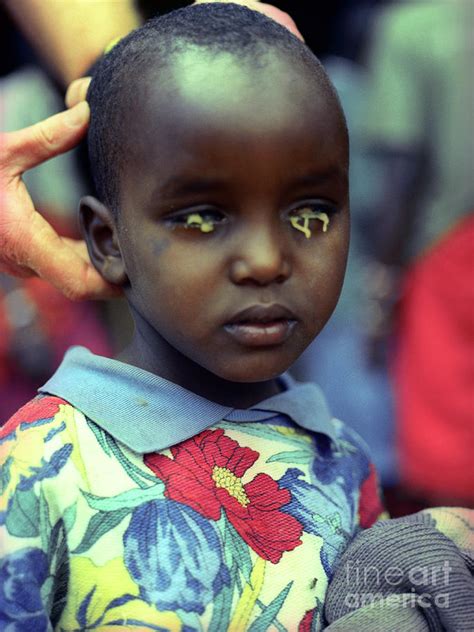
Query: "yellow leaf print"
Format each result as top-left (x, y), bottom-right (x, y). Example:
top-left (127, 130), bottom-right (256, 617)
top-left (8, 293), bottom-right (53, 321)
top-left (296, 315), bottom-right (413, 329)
top-left (57, 404), bottom-right (91, 488)
top-left (228, 556), bottom-right (266, 632)
top-left (59, 557), bottom-right (182, 631)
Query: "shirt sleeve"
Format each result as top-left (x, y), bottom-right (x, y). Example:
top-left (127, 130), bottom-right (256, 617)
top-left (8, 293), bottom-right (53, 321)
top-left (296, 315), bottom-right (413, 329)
top-left (0, 396), bottom-right (69, 631)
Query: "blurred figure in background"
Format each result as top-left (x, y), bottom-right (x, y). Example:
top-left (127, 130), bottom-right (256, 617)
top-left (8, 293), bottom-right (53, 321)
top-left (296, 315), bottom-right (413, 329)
top-left (363, 0), bottom-right (474, 511)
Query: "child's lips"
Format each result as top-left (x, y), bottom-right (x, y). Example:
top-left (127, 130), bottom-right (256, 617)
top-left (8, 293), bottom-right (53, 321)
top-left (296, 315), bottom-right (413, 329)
top-left (223, 304), bottom-right (298, 347)
top-left (224, 319), bottom-right (297, 346)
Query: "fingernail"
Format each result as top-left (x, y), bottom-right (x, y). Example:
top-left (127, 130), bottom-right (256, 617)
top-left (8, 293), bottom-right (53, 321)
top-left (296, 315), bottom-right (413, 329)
top-left (65, 77), bottom-right (91, 108)
top-left (65, 101), bottom-right (90, 127)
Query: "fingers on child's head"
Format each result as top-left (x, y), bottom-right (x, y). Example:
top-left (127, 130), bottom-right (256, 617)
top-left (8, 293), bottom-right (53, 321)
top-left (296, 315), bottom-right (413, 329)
top-left (255, 3), bottom-right (304, 41)
top-left (65, 77), bottom-right (92, 109)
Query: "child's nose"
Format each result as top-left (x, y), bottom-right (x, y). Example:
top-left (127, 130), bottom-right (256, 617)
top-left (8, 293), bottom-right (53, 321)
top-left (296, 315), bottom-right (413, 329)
top-left (229, 223), bottom-right (291, 286)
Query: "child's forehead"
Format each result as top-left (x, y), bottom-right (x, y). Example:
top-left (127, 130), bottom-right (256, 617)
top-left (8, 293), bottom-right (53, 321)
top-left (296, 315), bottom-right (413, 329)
top-left (166, 46), bottom-right (300, 105)
top-left (171, 47), bottom-right (262, 94)
top-left (132, 47), bottom-right (342, 145)
top-left (119, 48), bottom-right (348, 219)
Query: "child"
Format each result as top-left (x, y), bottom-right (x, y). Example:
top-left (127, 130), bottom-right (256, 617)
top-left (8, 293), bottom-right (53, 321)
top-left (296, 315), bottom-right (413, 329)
top-left (0, 5), bottom-right (384, 631)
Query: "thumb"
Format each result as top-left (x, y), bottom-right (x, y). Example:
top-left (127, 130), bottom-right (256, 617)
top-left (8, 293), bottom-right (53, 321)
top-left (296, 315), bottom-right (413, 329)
top-left (2, 101), bottom-right (90, 176)
top-left (65, 77), bottom-right (92, 109)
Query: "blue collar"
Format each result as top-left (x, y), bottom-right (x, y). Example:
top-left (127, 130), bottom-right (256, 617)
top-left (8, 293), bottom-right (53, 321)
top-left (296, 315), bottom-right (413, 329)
top-left (39, 346), bottom-right (339, 454)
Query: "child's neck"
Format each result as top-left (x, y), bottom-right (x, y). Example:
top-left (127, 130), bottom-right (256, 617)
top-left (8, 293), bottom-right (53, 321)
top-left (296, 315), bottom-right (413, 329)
top-left (116, 333), bottom-right (283, 409)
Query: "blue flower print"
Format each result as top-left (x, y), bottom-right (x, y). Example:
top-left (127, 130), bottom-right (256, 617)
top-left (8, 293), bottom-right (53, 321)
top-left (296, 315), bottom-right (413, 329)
top-left (279, 468), bottom-right (351, 577)
top-left (17, 445), bottom-right (73, 492)
top-left (312, 425), bottom-right (369, 494)
top-left (124, 499), bottom-right (229, 614)
top-left (0, 547), bottom-right (50, 632)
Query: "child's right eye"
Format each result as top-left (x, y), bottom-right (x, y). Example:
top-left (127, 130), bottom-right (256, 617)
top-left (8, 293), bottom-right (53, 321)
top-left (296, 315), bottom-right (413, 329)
top-left (165, 210), bottom-right (227, 234)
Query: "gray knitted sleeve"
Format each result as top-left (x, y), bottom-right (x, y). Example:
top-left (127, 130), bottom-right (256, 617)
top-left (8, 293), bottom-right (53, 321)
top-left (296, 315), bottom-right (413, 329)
top-left (324, 508), bottom-right (474, 631)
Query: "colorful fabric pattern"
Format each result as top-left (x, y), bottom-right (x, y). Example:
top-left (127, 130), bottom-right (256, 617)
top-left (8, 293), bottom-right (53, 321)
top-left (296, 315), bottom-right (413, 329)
top-left (0, 395), bottom-right (384, 631)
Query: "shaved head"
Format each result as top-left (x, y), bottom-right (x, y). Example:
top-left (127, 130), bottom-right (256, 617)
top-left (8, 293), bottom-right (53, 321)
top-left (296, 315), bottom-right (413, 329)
top-left (87, 3), bottom-right (346, 214)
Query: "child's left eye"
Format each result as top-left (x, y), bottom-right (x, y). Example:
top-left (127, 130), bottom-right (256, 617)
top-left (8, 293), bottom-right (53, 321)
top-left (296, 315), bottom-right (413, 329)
top-left (288, 205), bottom-right (332, 239)
top-left (166, 210), bottom-right (226, 233)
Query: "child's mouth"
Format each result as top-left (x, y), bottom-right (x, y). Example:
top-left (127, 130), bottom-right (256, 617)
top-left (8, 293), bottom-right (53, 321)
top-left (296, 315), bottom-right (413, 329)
top-left (224, 304), bottom-right (297, 347)
top-left (224, 319), bottom-right (297, 346)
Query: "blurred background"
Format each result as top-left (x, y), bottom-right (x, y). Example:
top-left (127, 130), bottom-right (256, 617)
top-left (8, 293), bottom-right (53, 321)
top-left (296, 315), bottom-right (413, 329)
top-left (1, 0), bottom-right (473, 516)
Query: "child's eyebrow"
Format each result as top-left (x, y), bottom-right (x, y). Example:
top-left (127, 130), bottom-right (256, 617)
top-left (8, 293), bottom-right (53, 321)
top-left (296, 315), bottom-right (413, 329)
top-left (150, 166), bottom-right (348, 206)
top-left (290, 166), bottom-right (348, 190)
top-left (158, 176), bottom-right (228, 199)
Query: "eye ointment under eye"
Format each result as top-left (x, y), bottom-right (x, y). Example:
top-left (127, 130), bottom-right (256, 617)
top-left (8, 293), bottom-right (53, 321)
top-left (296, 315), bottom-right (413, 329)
top-left (290, 211), bottom-right (330, 239)
top-left (185, 213), bottom-right (215, 233)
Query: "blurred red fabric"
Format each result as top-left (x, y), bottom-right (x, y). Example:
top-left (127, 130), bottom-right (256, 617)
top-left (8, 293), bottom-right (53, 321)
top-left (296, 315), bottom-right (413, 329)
top-left (395, 213), bottom-right (474, 503)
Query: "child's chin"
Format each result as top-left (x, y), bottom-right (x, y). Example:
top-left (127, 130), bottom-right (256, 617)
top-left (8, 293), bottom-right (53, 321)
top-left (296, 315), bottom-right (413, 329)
top-left (215, 358), bottom-right (291, 384)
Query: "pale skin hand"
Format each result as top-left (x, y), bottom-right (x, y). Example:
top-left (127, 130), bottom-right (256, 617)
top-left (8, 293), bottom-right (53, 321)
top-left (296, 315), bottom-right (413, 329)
top-left (4, 0), bottom-right (140, 86)
top-left (0, 101), bottom-right (120, 300)
top-left (1, 0), bottom-right (300, 301)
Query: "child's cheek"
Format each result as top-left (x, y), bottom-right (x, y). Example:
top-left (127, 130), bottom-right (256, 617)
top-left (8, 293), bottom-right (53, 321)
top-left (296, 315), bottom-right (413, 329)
top-left (147, 237), bottom-right (171, 258)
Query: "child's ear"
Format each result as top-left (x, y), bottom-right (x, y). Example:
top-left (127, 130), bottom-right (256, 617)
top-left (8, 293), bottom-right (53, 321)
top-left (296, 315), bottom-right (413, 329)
top-left (79, 196), bottom-right (128, 286)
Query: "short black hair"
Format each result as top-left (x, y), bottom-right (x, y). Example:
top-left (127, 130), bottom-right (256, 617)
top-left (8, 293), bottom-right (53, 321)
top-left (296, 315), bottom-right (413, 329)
top-left (87, 3), bottom-right (345, 214)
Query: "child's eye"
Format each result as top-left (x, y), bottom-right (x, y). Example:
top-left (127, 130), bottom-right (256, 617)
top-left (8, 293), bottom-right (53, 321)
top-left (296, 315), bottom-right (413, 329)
top-left (288, 204), bottom-right (333, 239)
top-left (165, 209), bottom-right (226, 234)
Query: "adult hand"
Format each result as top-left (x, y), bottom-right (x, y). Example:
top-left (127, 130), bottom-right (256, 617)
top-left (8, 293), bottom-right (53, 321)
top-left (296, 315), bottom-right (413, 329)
top-left (0, 95), bottom-right (119, 300)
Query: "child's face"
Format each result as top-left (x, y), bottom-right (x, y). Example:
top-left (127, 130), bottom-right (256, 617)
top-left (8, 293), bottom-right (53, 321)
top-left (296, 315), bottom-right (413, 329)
top-left (112, 51), bottom-right (349, 385)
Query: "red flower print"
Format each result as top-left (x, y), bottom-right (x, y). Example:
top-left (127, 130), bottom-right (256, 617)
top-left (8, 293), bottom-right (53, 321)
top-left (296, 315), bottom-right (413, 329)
top-left (358, 462), bottom-right (385, 528)
top-left (145, 429), bottom-right (303, 563)
top-left (0, 396), bottom-right (66, 439)
top-left (299, 608), bottom-right (315, 632)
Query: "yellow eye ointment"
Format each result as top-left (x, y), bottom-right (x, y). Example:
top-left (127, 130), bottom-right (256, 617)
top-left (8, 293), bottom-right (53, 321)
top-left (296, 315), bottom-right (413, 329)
top-left (290, 211), bottom-right (329, 238)
top-left (185, 213), bottom-right (215, 233)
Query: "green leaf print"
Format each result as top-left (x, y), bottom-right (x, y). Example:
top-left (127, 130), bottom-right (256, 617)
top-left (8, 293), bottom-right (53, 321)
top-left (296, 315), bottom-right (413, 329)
top-left (72, 508), bottom-right (130, 554)
top-left (228, 556), bottom-right (266, 631)
top-left (311, 596), bottom-right (325, 632)
top-left (87, 420), bottom-right (112, 456)
top-left (5, 487), bottom-right (39, 537)
top-left (49, 519), bottom-right (70, 627)
top-left (208, 579), bottom-right (234, 632)
top-left (39, 488), bottom-right (52, 552)
top-left (63, 502), bottom-right (77, 532)
top-left (1, 456), bottom-right (12, 495)
top-left (82, 483), bottom-right (164, 513)
top-left (86, 419), bottom-right (158, 488)
top-left (266, 449), bottom-right (314, 465)
top-left (224, 518), bottom-right (252, 583)
top-left (219, 422), bottom-right (312, 447)
top-left (248, 581), bottom-right (292, 632)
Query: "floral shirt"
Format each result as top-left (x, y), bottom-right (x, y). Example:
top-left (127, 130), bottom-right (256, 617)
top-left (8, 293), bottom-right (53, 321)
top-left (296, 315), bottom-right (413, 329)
top-left (0, 348), bottom-right (384, 632)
